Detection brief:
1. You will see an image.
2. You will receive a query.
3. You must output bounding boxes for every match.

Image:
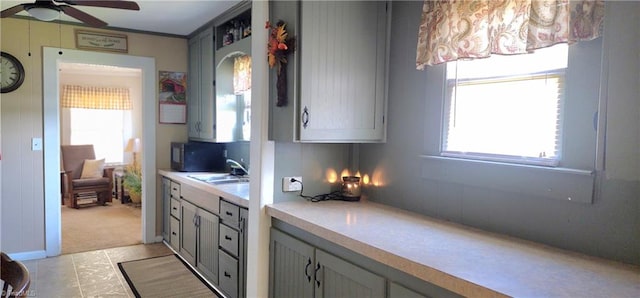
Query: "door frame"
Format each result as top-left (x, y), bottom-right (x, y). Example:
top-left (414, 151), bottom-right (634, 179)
top-left (43, 47), bottom-right (157, 256)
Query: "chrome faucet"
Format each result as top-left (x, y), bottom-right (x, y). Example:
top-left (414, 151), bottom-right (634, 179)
top-left (226, 158), bottom-right (249, 176)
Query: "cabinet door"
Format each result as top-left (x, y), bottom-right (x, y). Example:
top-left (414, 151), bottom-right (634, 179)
top-left (188, 28), bottom-right (215, 141)
top-left (299, 1), bottom-right (388, 142)
top-left (162, 177), bottom-right (171, 241)
top-left (315, 249), bottom-right (385, 298)
top-left (198, 27), bottom-right (215, 140)
top-left (197, 207), bottom-right (220, 283)
top-left (170, 216), bottom-right (180, 252)
top-left (188, 36), bottom-right (202, 139)
top-left (219, 249), bottom-right (239, 298)
top-left (180, 200), bottom-right (198, 266)
top-left (239, 208), bottom-right (248, 298)
top-left (269, 228), bottom-right (314, 298)
top-left (388, 282), bottom-right (427, 298)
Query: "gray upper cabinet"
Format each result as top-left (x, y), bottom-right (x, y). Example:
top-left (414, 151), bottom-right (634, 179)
top-left (214, 2), bottom-right (252, 143)
top-left (299, 0), bottom-right (388, 142)
top-left (269, 0), bottom-right (390, 143)
top-left (188, 27), bottom-right (215, 141)
top-left (188, 2), bottom-right (252, 143)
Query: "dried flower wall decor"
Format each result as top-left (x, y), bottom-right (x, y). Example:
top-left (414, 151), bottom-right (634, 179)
top-left (266, 20), bottom-right (296, 107)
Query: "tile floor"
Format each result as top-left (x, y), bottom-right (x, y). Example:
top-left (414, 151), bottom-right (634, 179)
top-left (20, 243), bottom-right (173, 298)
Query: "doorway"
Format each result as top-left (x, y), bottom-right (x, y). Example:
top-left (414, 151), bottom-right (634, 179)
top-left (43, 47), bottom-right (157, 257)
top-left (58, 62), bottom-right (143, 254)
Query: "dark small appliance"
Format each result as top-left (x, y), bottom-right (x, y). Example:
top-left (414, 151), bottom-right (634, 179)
top-left (171, 142), bottom-right (226, 172)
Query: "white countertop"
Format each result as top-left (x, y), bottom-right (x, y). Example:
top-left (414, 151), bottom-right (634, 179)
top-left (158, 169), bottom-right (249, 208)
top-left (266, 200), bottom-right (640, 297)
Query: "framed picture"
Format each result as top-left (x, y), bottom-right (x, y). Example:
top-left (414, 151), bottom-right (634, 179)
top-left (158, 71), bottom-right (187, 124)
top-left (75, 30), bottom-right (128, 53)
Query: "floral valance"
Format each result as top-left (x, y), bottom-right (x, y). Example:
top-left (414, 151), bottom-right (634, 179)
top-left (233, 55), bottom-right (252, 95)
top-left (61, 85), bottom-right (132, 110)
top-left (416, 0), bottom-right (605, 69)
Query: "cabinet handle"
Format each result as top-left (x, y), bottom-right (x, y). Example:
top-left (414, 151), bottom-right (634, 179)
top-left (304, 258), bottom-right (312, 283)
top-left (314, 262), bottom-right (321, 288)
top-left (302, 106), bottom-right (309, 129)
top-left (192, 215), bottom-right (199, 227)
top-left (224, 271), bottom-right (231, 278)
top-left (225, 235), bottom-right (232, 241)
top-left (225, 211), bottom-right (233, 216)
top-left (172, 207), bottom-right (177, 210)
top-left (172, 232), bottom-right (177, 236)
top-left (239, 217), bottom-right (245, 234)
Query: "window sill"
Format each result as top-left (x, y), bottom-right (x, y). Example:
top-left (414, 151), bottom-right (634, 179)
top-left (419, 155), bottom-right (595, 204)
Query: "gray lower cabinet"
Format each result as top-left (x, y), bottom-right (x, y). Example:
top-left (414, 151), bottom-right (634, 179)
top-left (162, 178), bottom-right (181, 252)
top-left (270, 228), bottom-right (385, 298)
top-left (180, 199), bottom-right (220, 283)
top-left (218, 199), bottom-right (248, 298)
top-left (389, 282), bottom-right (427, 298)
top-left (197, 207), bottom-right (220, 283)
top-left (161, 177), bottom-right (171, 242)
top-left (180, 200), bottom-right (198, 265)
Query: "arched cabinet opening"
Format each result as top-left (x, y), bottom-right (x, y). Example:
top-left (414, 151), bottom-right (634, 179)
top-left (215, 45), bottom-right (251, 143)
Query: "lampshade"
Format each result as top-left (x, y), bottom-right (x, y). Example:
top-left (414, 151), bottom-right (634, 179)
top-left (27, 7), bottom-right (60, 21)
top-left (124, 138), bottom-right (141, 153)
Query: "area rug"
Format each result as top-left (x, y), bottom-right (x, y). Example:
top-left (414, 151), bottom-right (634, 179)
top-left (118, 254), bottom-right (220, 298)
top-left (62, 202), bottom-right (141, 254)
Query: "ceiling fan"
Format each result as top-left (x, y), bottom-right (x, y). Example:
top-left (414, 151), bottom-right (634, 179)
top-left (1, 0), bottom-right (140, 27)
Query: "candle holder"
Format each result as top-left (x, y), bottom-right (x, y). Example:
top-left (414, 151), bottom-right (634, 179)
top-left (340, 176), bottom-right (361, 201)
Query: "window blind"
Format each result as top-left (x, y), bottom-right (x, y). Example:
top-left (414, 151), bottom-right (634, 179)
top-left (443, 72), bottom-right (564, 166)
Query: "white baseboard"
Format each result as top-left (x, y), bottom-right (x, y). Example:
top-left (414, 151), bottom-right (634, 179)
top-left (8, 250), bottom-right (47, 261)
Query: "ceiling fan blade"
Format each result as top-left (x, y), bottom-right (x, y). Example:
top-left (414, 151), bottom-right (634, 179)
top-left (60, 5), bottom-right (107, 27)
top-left (1, 4), bottom-right (27, 18)
top-left (56, 0), bottom-right (139, 11)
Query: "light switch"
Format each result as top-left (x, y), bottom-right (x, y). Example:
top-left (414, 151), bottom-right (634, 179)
top-left (32, 138), bottom-right (42, 151)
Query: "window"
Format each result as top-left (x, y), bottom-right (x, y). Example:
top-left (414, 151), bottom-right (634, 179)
top-left (68, 108), bottom-right (131, 164)
top-left (442, 44), bottom-right (568, 166)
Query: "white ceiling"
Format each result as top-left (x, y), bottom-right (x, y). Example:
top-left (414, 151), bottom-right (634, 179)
top-left (1, 0), bottom-right (241, 36)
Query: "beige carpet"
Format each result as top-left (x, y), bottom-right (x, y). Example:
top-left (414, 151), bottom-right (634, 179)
top-left (118, 255), bottom-right (219, 298)
top-left (62, 200), bottom-right (142, 254)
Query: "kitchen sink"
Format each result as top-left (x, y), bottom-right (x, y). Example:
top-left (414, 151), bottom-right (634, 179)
top-left (188, 173), bottom-right (229, 181)
top-left (188, 173), bottom-right (249, 185)
top-left (207, 177), bottom-right (250, 185)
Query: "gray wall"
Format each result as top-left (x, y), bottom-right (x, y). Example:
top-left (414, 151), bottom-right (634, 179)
top-left (273, 142), bottom-right (352, 203)
top-left (359, 1), bottom-right (639, 265)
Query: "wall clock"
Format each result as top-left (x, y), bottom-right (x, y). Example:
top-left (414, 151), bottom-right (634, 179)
top-left (1, 51), bottom-right (25, 93)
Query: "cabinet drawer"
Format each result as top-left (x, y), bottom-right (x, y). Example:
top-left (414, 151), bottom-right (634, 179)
top-left (219, 223), bottom-right (239, 257)
top-left (220, 200), bottom-right (240, 224)
top-left (170, 216), bottom-right (180, 252)
top-left (218, 249), bottom-right (238, 298)
top-left (170, 198), bottom-right (181, 218)
top-left (170, 181), bottom-right (181, 200)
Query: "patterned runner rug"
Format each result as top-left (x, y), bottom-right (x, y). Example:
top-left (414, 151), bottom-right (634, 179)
top-left (118, 254), bottom-right (220, 298)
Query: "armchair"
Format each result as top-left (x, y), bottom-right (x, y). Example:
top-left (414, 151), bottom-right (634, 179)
top-left (1, 252), bottom-right (30, 297)
top-left (61, 145), bottom-right (114, 208)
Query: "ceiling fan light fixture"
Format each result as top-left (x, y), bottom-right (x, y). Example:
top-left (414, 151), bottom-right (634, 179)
top-left (27, 6), bottom-right (60, 21)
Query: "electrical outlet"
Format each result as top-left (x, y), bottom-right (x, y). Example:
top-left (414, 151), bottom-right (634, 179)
top-left (282, 176), bottom-right (302, 192)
